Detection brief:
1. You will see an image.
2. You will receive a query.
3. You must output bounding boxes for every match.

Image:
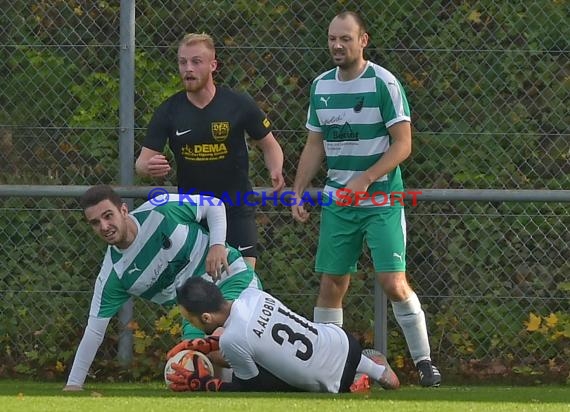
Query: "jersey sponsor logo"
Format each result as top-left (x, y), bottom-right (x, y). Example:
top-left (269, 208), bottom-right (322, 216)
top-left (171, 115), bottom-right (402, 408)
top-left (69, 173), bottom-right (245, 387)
top-left (392, 252), bottom-right (403, 262)
top-left (150, 259), bottom-right (184, 292)
top-left (322, 113), bottom-right (345, 126)
top-left (181, 143), bottom-right (229, 161)
top-left (175, 129), bottom-right (192, 136)
top-left (127, 263), bottom-right (141, 274)
top-left (211, 121), bottom-right (230, 141)
top-left (327, 122), bottom-right (358, 141)
top-left (320, 96), bottom-right (330, 107)
top-left (353, 97), bottom-right (364, 113)
top-left (262, 117), bottom-right (271, 128)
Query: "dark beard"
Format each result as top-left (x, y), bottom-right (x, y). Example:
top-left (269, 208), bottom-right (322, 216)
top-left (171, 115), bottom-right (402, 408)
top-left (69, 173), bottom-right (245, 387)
top-left (331, 52), bottom-right (355, 69)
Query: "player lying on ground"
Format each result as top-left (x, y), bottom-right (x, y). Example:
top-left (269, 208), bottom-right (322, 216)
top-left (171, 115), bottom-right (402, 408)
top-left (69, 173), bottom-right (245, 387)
top-left (165, 277), bottom-right (400, 393)
top-left (64, 185), bottom-right (261, 390)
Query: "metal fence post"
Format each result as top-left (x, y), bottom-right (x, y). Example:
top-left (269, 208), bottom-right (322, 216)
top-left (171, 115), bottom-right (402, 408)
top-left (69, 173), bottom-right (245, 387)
top-left (117, 0), bottom-right (136, 367)
top-left (374, 282), bottom-right (388, 355)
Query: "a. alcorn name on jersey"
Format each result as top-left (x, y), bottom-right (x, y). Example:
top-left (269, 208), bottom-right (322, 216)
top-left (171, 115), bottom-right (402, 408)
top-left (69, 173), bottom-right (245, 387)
top-left (306, 61), bottom-right (410, 206)
top-left (220, 288), bottom-right (350, 393)
top-left (89, 194), bottom-right (248, 318)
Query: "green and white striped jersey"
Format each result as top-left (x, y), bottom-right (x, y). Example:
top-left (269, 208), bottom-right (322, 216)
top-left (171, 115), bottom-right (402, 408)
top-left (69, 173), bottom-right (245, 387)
top-left (89, 194), bottom-right (249, 318)
top-left (306, 61), bottom-right (410, 206)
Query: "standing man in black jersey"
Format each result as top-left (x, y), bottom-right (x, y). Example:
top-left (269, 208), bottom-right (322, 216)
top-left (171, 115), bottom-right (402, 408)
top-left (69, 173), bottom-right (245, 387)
top-left (136, 33), bottom-right (285, 269)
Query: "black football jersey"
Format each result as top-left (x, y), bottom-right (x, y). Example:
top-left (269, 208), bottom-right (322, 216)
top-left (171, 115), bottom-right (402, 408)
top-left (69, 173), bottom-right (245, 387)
top-left (143, 86), bottom-right (272, 205)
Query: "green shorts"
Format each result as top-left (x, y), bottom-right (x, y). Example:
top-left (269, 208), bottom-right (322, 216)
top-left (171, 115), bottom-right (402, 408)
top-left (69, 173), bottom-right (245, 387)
top-left (181, 270), bottom-right (262, 339)
top-left (315, 202), bottom-right (407, 275)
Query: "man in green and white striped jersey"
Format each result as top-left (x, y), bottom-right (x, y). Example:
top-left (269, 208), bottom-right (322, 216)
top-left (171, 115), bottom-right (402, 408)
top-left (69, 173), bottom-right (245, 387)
top-left (64, 185), bottom-right (260, 390)
top-left (292, 11), bottom-right (441, 387)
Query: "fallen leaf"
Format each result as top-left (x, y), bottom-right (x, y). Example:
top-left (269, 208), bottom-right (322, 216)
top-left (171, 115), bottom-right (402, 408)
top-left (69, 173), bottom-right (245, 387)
top-left (545, 313), bottom-right (558, 328)
top-left (127, 321), bottom-right (139, 331)
top-left (525, 313), bottom-right (541, 332)
top-left (467, 10), bottom-right (482, 24)
top-left (395, 355), bottom-right (405, 369)
top-left (55, 360), bottom-right (65, 373)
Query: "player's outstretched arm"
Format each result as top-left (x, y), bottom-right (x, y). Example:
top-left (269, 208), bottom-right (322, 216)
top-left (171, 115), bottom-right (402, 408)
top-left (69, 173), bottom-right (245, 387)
top-left (63, 316), bottom-right (111, 391)
top-left (196, 201), bottom-right (229, 281)
top-left (167, 355), bottom-right (289, 393)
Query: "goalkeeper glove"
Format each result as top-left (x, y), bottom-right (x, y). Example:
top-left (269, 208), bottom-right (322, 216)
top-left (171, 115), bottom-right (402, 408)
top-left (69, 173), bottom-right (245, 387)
top-left (167, 355), bottom-right (223, 392)
top-left (167, 336), bottom-right (220, 359)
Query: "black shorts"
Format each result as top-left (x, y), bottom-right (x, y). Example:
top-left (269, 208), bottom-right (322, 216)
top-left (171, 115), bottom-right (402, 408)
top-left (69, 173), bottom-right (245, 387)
top-left (338, 330), bottom-right (363, 393)
top-left (226, 205), bottom-right (258, 258)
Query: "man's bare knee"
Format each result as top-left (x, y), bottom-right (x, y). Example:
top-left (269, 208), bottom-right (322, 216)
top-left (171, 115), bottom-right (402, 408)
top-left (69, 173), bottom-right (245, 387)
top-left (317, 275), bottom-right (350, 305)
top-left (376, 272), bottom-right (412, 301)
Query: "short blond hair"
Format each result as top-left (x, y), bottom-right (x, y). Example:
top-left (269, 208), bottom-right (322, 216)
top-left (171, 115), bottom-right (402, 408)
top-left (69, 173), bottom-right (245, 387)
top-left (178, 33), bottom-right (216, 52)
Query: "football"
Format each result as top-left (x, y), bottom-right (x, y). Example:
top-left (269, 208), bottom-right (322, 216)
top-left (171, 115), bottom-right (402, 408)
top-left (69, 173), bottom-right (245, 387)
top-left (164, 349), bottom-right (215, 386)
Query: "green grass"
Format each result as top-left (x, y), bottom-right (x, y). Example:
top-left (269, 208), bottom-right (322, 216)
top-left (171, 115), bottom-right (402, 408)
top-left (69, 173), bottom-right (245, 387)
top-left (1, 381), bottom-right (569, 412)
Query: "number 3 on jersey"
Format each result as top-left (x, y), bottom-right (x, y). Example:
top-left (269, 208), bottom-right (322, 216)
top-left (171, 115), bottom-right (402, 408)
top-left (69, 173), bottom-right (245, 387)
top-left (270, 307), bottom-right (317, 361)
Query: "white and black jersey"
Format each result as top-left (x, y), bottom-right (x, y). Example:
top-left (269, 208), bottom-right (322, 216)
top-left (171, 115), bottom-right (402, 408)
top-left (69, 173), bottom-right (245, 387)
top-left (220, 288), bottom-right (355, 393)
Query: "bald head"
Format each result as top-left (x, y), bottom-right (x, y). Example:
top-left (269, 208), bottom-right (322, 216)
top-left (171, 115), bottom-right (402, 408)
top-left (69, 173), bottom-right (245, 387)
top-left (330, 11), bottom-right (367, 37)
top-left (328, 11), bottom-right (369, 73)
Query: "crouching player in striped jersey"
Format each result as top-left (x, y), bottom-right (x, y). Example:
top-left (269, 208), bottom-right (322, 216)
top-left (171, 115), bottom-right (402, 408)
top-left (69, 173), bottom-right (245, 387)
top-left (166, 277), bottom-right (399, 393)
top-left (63, 185), bottom-right (261, 391)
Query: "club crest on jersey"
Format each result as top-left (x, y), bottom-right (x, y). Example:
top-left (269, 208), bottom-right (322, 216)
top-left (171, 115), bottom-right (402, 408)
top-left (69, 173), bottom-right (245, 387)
top-left (211, 121), bottom-right (230, 141)
top-left (353, 97), bottom-right (364, 113)
top-left (162, 234), bottom-right (172, 249)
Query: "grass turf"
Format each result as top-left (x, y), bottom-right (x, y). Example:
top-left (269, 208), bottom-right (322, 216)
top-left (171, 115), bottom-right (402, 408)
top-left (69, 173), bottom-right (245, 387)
top-left (1, 381), bottom-right (568, 412)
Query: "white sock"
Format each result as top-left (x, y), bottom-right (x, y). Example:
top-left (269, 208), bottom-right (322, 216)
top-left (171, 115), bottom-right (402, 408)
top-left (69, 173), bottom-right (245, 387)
top-left (356, 355), bottom-right (385, 381)
top-left (313, 307), bottom-right (343, 327)
top-left (391, 292), bottom-right (431, 365)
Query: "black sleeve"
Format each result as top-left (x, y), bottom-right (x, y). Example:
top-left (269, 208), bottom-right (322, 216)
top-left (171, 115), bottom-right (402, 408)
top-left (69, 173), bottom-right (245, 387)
top-left (220, 365), bottom-right (300, 392)
top-left (241, 93), bottom-right (272, 141)
top-left (142, 101), bottom-right (171, 152)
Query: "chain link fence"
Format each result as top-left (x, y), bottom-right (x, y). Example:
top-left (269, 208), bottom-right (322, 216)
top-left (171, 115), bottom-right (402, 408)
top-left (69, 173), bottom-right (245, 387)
top-left (1, 1), bottom-right (568, 383)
